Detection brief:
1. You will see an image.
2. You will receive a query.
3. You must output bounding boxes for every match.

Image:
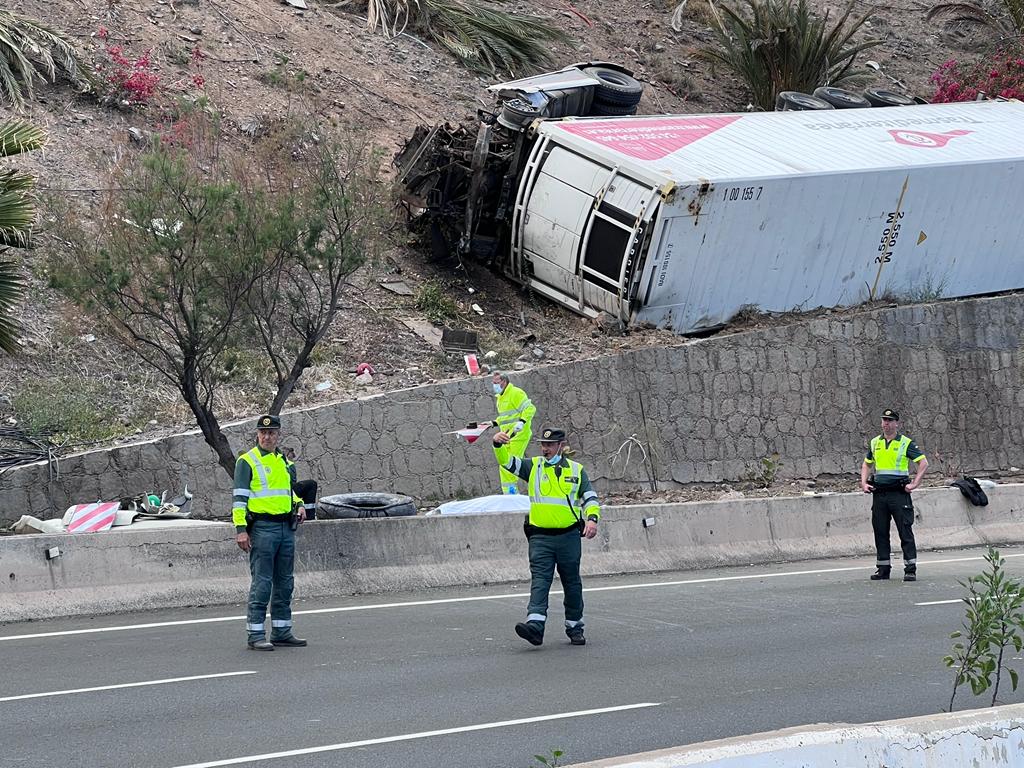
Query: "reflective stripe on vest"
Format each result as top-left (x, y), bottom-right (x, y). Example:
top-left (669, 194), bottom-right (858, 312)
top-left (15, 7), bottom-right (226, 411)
top-left (240, 448), bottom-right (293, 515)
top-left (870, 435), bottom-right (912, 480)
top-left (528, 458), bottom-right (583, 528)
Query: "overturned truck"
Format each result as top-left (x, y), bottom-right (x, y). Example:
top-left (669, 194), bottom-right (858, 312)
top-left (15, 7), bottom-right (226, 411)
top-left (396, 63), bottom-right (1024, 334)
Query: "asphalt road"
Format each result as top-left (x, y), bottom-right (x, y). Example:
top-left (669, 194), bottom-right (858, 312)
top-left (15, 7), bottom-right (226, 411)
top-left (3, 547), bottom-right (1024, 768)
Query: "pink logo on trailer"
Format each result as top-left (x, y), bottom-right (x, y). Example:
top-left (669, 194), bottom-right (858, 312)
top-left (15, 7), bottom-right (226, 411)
top-left (889, 129), bottom-right (973, 148)
top-left (560, 116), bottom-right (741, 160)
top-left (67, 501), bottom-right (119, 533)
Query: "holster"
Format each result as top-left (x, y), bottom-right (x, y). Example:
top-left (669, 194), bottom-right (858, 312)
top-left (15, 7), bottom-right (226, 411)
top-left (245, 511), bottom-right (254, 534)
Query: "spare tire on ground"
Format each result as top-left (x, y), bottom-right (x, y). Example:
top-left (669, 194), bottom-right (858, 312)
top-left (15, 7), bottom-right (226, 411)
top-left (775, 91), bottom-right (834, 111)
top-left (583, 66), bottom-right (644, 107)
top-left (862, 88), bottom-right (918, 107)
top-left (813, 86), bottom-right (871, 109)
top-left (318, 492), bottom-right (417, 519)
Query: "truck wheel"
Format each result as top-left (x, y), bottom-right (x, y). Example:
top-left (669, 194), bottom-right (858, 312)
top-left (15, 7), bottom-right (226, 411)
top-left (774, 91), bottom-right (834, 111)
top-left (318, 492), bottom-right (418, 519)
top-left (583, 66), bottom-right (644, 107)
top-left (589, 101), bottom-right (638, 117)
top-left (863, 88), bottom-right (917, 107)
top-left (812, 86), bottom-right (871, 109)
top-left (498, 98), bottom-right (540, 129)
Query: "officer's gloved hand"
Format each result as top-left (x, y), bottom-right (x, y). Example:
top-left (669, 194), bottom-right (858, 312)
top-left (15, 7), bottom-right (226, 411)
top-left (513, 420), bottom-right (525, 434)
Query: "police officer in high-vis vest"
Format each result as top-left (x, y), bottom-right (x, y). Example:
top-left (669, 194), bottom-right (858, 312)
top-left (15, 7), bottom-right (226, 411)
top-left (491, 372), bottom-right (537, 495)
top-left (860, 408), bottom-right (929, 582)
top-left (233, 415), bottom-right (307, 650)
top-left (493, 427), bottom-right (600, 646)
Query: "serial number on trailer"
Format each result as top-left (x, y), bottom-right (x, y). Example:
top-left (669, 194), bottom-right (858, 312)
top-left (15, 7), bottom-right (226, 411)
top-left (721, 186), bottom-right (763, 202)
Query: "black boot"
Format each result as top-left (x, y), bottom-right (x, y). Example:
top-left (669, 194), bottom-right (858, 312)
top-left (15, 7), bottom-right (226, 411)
top-left (904, 571), bottom-right (917, 582)
top-left (514, 620), bottom-right (545, 646)
top-left (870, 567), bottom-right (891, 581)
top-left (270, 633), bottom-right (307, 647)
top-left (247, 637), bottom-right (274, 651)
top-left (565, 625), bottom-right (586, 646)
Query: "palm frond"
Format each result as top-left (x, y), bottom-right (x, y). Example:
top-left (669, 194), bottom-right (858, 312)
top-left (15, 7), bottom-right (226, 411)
top-left (0, 9), bottom-right (85, 108)
top-left (0, 119), bottom-right (47, 159)
top-left (0, 256), bottom-right (24, 353)
top-left (361, 0), bottom-right (568, 75)
top-left (927, 0), bottom-right (1023, 33)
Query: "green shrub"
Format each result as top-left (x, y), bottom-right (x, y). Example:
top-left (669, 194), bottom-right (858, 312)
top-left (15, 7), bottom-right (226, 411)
top-left (415, 281), bottom-right (461, 324)
top-left (697, 0), bottom-right (881, 111)
top-left (11, 381), bottom-right (126, 444)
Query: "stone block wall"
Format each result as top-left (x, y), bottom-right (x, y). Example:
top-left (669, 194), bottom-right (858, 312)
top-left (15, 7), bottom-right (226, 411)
top-left (2, 293), bottom-right (1022, 525)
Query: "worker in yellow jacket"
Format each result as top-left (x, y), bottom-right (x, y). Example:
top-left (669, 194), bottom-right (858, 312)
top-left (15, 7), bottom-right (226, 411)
top-left (491, 372), bottom-right (537, 494)
top-left (494, 427), bottom-right (600, 646)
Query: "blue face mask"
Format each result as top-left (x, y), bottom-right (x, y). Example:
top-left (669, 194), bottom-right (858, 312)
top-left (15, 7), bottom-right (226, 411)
top-left (492, 383), bottom-right (502, 394)
top-left (546, 454), bottom-right (562, 465)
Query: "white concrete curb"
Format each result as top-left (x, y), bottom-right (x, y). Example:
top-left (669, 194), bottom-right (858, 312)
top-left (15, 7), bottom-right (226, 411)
top-left (567, 703), bottom-right (1024, 767)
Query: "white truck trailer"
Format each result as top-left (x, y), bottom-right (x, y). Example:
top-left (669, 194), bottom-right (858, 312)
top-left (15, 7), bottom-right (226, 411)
top-left (398, 71), bottom-right (1024, 334)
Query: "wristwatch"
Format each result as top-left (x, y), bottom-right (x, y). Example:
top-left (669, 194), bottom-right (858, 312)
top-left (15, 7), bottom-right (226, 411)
top-left (587, 515), bottom-right (599, 523)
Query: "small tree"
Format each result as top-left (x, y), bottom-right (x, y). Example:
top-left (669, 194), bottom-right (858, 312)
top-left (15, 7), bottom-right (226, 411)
top-left (50, 118), bottom-right (390, 475)
top-left (245, 128), bottom-right (390, 414)
top-left (697, 0), bottom-right (882, 111)
top-left (0, 119), bottom-right (46, 353)
top-left (944, 548), bottom-right (1024, 710)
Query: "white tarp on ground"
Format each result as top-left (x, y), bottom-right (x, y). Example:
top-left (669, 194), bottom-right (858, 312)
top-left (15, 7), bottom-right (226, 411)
top-left (431, 494), bottom-right (530, 516)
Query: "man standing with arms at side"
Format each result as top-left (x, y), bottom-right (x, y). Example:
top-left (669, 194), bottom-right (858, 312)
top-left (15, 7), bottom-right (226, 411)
top-left (234, 414), bottom-right (307, 650)
top-left (491, 372), bottom-right (537, 495)
top-left (860, 408), bottom-right (928, 582)
top-left (494, 427), bottom-right (600, 646)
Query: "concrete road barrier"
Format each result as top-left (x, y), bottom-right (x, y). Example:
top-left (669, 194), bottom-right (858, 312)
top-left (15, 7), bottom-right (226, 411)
top-left (566, 703), bottom-right (1024, 767)
top-left (2, 484), bottom-right (1023, 623)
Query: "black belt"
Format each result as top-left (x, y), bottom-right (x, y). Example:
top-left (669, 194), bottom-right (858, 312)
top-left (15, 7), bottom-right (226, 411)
top-left (249, 512), bottom-right (290, 522)
top-left (524, 522), bottom-right (581, 537)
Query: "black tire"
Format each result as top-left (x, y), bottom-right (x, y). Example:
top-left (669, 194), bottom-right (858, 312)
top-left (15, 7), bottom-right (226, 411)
top-left (812, 86), bottom-right (871, 109)
top-left (589, 101), bottom-right (638, 117)
top-left (863, 88), bottom-right (918, 107)
top-left (318, 492), bottom-right (417, 519)
top-left (583, 66), bottom-right (644, 107)
top-left (774, 91), bottom-right (834, 111)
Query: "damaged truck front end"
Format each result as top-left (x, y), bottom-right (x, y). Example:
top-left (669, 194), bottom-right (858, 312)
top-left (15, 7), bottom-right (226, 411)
top-left (395, 62), bottom-right (651, 323)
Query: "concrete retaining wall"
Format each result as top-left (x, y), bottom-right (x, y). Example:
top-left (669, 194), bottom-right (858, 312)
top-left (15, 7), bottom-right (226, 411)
top-left (3, 484), bottom-right (1023, 623)
top-left (568, 704), bottom-right (1024, 767)
top-left (2, 292), bottom-right (1024, 526)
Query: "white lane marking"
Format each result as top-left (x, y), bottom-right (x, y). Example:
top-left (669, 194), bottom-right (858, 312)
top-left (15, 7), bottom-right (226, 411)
top-left (0, 671), bottom-right (257, 703)
top-left (916, 599), bottom-right (962, 606)
top-left (168, 702), bottom-right (661, 768)
top-left (4, 552), bottom-right (1022, 642)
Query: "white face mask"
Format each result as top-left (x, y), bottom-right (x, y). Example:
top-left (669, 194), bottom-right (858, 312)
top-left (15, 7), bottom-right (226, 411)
top-left (493, 383), bottom-right (502, 394)
top-left (546, 454), bottom-right (562, 466)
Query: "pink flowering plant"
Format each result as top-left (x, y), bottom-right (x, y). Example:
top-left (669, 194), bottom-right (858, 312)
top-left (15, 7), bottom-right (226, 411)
top-left (930, 44), bottom-right (1024, 102)
top-left (94, 26), bottom-right (161, 106)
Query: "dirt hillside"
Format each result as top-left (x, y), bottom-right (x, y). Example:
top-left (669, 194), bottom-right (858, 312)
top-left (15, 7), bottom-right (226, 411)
top-left (1, 0), bottom-right (989, 450)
